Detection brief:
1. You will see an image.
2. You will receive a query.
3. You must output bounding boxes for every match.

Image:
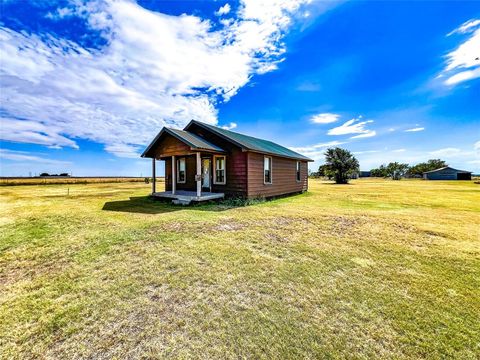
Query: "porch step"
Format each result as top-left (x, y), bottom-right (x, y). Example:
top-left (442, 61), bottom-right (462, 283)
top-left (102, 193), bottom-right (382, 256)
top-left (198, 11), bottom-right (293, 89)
top-left (172, 199), bottom-right (192, 206)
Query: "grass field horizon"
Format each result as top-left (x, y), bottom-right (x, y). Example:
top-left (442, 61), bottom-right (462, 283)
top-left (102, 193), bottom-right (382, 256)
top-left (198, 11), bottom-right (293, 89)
top-left (1, 179), bottom-right (479, 358)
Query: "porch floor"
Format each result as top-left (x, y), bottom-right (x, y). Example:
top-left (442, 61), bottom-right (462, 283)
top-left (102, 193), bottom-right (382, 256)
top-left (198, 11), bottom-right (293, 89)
top-left (152, 190), bottom-right (224, 202)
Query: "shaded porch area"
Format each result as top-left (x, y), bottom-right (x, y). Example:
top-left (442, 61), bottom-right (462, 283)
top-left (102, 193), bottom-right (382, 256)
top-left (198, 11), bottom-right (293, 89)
top-left (153, 190), bottom-right (224, 202)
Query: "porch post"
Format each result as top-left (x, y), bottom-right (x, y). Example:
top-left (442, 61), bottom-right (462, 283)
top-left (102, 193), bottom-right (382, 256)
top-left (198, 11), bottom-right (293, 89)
top-left (172, 155), bottom-right (176, 195)
top-left (196, 152), bottom-right (201, 197)
top-left (152, 158), bottom-right (156, 194)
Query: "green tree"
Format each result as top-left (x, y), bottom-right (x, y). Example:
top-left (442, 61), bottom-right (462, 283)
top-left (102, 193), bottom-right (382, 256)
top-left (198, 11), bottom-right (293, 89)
top-left (317, 164), bottom-right (333, 179)
top-left (409, 159), bottom-right (447, 177)
top-left (371, 165), bottom-right (388, 177)
top-left (324, 147), bottom-right (359, 184)
top-left (386, 162), bottom-right (410, 180)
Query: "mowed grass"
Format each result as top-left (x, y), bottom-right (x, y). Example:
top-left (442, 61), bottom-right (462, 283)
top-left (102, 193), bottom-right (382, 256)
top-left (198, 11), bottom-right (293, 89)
top-left (0, 179), bottom-right (479, 359)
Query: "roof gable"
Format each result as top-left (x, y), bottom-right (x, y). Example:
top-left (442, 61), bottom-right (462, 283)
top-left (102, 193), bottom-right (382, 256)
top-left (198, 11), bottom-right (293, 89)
top-left (423, 166), bottom-right (471, 174)
top-left (184, 120), bottom-right (313, 161)
top-left (141, 127), bottom-right (224, 158)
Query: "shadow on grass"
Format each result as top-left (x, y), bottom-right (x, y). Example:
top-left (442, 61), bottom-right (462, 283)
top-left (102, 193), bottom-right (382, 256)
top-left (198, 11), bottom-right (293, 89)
top-left (102, 196), bottom-right (231, 214)
top-left (103, 191), bottom-right (309, 214)
top-left (102, 196), bottom-right (181, 214)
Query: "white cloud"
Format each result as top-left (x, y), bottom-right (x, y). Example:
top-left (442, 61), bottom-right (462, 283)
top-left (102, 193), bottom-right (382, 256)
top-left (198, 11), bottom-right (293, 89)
top-left (0, 149), bottom-right (71, 165)
top-left (351, 130), bottom-right (376, 139)
top-left (445, 68), bottom-right (480, 86)
top-left (327, 116), bottom-right (376, 139)
top-left (429, 147), bottom-right (461, 157)
top-left (448, 19), bottom-right (480, 36)
top-left (353, 150), bottom-right (379, 155)
top-left (220, 122), bottom-right (237, 130)
top-left (215, 3), bottom-right (231, 16)
top-left (310, 113), bottom-right (340, 124)
top-left (441, 18), bottom-right (480, 86)
top-left (290, 140), bottom-right (347, 160)
top-left (0, 0), bottom-right (312, 157)
top-left (474, 140), bottom-right (480, 151)
top-left (392, 148), bottom-right (406, 152)
top-left (404, 127), bottom-right (425, 132)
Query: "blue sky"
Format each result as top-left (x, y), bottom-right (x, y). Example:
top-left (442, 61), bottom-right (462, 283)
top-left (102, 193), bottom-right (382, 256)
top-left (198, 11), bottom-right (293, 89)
top-left (1, 0), bottom-right (479, 176)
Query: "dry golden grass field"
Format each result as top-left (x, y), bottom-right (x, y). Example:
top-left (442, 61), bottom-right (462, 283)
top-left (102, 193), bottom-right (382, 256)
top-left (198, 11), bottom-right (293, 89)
top-left (0, 179), bottom-right (479, 359)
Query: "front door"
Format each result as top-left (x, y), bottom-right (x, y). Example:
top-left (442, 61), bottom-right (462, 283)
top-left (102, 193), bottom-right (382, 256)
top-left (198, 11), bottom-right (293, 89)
top-left (201, 158), bottom-right (211, 190)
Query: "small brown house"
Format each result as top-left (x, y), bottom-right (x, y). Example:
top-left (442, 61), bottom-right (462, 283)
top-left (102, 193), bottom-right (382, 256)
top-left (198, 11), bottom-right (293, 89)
top-left (141, 120), bottom-right (313, 203)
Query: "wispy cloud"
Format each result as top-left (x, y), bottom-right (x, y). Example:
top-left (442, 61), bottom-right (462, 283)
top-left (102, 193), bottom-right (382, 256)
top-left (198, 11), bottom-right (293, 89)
top-left (0, 0), bottom-right (314, 157)
top-left (353, 150), bottom-right (379, 155)
top-left (404, 127), bottom-right (425, 132)
top-left (290, 140), bottom-right (347, 160)
top-left (474, 140), bottom-right (480, 151)
top-left (0, 149), bottom-right (71, 165)
top-left (327, 116), bottom-right (376, 138)
top-left (441, 18), bottom-right (480, 86)
top-left (220, 122), bottom-right (237, 130)
top-left (429, 147), bottom-right (461, 157)
top-left (310, 113), bottom-right (340, 124)
top-left (215, 3), bottom-right (231, 16)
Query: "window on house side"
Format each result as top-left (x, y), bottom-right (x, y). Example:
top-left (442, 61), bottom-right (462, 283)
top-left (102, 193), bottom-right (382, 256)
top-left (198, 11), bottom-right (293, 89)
top-left (264, 156), bottom-right (272, 184)
top-left (214, 156), bottom-right (226, 184)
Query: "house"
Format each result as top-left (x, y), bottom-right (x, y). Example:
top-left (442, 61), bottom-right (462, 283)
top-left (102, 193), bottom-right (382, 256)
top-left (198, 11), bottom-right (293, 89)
top-left (141, 120), bottom-right (313, 203)
top-left (423, 166), bottom-right (472, 180)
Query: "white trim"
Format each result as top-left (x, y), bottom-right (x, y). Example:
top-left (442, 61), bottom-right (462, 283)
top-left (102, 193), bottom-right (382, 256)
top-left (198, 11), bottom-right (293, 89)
top-left (213, 155), bottom-right (226, 185)
top-left (176, 157), bottom-right (186, 184)
top-left (196, 152), bottom-right (201, 197)
top-left (264, 156), bottom-right (272, 184)
top-left (171, 155), bottom-right (176, 195)
top-left (296, 161), bottom-right (301, 182)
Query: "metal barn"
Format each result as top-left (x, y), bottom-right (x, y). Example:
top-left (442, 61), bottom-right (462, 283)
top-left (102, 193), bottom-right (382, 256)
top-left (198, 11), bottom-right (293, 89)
top-left (423, 166), bottom-right (472, 180)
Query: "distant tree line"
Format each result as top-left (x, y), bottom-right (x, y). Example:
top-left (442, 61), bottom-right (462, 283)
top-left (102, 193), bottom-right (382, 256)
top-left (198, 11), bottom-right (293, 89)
top-left (370, 159), bottom-right (447, 180)
top-left (310, 147), bottom-right (449, 183)
top-left (39, 172), bottom-right (71, 177)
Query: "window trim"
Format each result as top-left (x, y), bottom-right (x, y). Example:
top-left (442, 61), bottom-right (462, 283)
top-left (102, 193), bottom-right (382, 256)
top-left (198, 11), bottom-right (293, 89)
top-left (176, 157), bottom-right (186, 184)
top-left (296, 161), bottom-right (301, 182)
top-left (213, 155), bottom-right (226, 185)
top-left (264, 156), bottom-right (272, 185)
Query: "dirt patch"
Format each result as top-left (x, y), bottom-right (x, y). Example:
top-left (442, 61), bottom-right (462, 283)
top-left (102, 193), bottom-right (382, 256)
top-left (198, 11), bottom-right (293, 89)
top-left (214, 221), bottom-right (245, 232)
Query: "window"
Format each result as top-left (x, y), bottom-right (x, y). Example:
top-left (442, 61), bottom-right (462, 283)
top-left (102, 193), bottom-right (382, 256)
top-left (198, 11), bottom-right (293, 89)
top-left (177, 158), bottom-right (186, 183)
top-left (296, 161), bottom-right (301, 182)
top-left (264, 156), bottom-right (272, 184)
top-left (214, 155), bottom-right (226, 184)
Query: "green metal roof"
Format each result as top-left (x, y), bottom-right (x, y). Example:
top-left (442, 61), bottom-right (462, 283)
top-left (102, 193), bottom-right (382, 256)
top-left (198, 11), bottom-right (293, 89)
top-left (141, 127), bottom-right (224, 157)
top-left (185, 120), bottom-right (313, 161)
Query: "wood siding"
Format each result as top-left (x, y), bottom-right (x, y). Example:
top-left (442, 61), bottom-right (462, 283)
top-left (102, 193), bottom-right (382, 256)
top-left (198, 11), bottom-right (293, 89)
top-left (163, 151), bottom-right (248, 196)
top-left (187, 123), bottom-right (248, 196)
top-left (154, 134), bottom-right (191, 159)
top-left (247, 152), bottom-right (308, 198)
top-left (164, 155), bottom-right (197, 191)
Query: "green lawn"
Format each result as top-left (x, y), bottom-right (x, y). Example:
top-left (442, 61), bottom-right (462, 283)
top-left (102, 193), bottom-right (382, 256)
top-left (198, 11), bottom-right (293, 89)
top-left (1, 179), bottom-right (479, 359)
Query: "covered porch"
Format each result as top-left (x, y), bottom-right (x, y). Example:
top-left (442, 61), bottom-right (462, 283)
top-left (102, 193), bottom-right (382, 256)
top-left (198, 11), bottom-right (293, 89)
top-left (143, 127), bottom-right (226, 204)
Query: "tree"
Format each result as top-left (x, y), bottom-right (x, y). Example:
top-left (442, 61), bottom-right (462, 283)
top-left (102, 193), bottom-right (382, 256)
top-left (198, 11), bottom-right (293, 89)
top-left (371, 165), bottom-right (388, 177)
top-left (409, 159), bottom-right (447, 177)
top-left (324, 147), bottom-right (359, 184)
top-left (317, 164), bottom-right (333, 179)
top-left (385, 162), bottom-right (409, 180)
